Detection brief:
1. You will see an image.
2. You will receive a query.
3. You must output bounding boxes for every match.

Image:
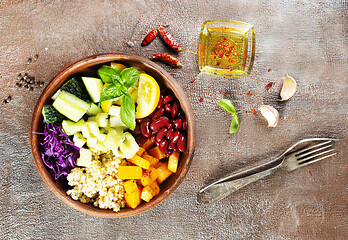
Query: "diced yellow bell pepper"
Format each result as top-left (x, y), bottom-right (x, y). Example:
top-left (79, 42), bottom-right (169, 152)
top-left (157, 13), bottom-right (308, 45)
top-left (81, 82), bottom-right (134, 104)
top-left (140, 186), bottom-right (155, 202)
top-left (127, 155), bottom-right (150, 170)
top-left (156, 162), bottom-right (172, 184)
top-left (168, 151), bottom-right (180, 173)
top-left (117, 166), bottom-right (142, 179)
top-left (141, 167), bottom-right (158, 186)
top-left (125, 186), bottom-right (141, 209)
top-left (149, 181), bottom-right (160, 196)
top-left (110, 62), bottom-right (127, 72)
top-left (136, 147), bottom-right (146, 157)
top-left (123, 180), bottom-right (139, 194)
top-left (142, 154), bottom-right (159, 167)
top-left (148, 146), bottom-right (166, 160)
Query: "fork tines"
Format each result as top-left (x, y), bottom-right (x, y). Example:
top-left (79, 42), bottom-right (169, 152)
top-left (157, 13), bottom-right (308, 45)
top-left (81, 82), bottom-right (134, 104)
top-left (295, 140), bottom-right (337, 166)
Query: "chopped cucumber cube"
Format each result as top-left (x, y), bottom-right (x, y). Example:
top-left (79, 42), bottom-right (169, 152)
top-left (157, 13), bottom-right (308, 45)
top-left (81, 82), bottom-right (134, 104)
top-left (73, 132), bottom-right (87, 148)
top-left (81, 124), bottom-right (91, 139)
top-left (104, 129), bottom-right (125, 151)
top-left (87, 136), bottom-right (98, 148)
top-left (95, 113), bottom-right (108, 127)
top-left (76, 148), bottom-right (92, 167)
top-left (96, 133), bottom-right (107, 142)
top-left (62, 119), bottom-right (85, 135)
top-left (87, 121), bottom-right (100, 137)
top-left (86, 103), bottom-right (103, 116)
top-left (92, 141), bottom-right (109, 152)
top-left (118, 132), bottom-right (139, 159)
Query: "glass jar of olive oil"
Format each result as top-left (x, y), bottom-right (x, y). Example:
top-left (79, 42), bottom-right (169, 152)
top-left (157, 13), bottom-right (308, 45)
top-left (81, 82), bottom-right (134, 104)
top-left (198, 20), bottom-right (255, 77)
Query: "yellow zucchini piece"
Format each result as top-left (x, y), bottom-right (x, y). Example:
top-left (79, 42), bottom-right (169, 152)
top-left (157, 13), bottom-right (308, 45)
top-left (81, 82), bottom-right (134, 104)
top-left (148, 146), bottom-right (166, 160)
top-left (149, 181), bottom-right (160, 196)
top-left (140, 186), bottom-right (155, 202)
top-left (156, 162), bottom-right (172, 184)
top-left (142, 154), bottom-right (159, 167)
top-left (125, 186), bottom-right (141, 209)
top-left (123, 180), bottom-right (139, 194)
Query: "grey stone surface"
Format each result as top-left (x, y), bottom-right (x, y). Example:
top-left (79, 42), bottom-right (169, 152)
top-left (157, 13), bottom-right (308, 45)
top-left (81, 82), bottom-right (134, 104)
top-left (0, 0), bottom-right (347, 239)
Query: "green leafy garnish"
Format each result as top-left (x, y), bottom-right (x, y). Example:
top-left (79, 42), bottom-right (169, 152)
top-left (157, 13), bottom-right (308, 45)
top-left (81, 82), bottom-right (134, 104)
top-left (98, 65), bottom-right (140, 130)
top-left (120, 93), bottom-right (136, 131)
top-left (218, 99), bottom-right (239, 134)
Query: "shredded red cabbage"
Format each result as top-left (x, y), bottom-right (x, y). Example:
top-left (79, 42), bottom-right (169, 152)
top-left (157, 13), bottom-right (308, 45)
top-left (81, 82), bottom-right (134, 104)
top-left (35, 121), bottom-right (79, 180)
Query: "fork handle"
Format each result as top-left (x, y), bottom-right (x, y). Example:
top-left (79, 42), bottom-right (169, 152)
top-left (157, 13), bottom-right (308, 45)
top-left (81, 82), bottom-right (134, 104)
top-left (197, 166), bottom-right (280, 205)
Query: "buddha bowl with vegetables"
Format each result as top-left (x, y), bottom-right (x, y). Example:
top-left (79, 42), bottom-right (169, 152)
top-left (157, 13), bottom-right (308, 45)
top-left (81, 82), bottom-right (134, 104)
top-left (30, 53), bottom-right (195, 218)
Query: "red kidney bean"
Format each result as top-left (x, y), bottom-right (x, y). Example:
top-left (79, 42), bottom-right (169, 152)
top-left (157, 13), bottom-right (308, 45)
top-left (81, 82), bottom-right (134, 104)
top-left (150, 116), bottom-right (169, 132)
top-left (136, 118), bottom-right (143, 123)
top-left (163, 94), bottom-right (174, 104)
top-left (166, 128), bottom-right (175, 140)
top-left (132, 123), bottom-right (141, 135)
top-left (168, 140), bottom-right (176, 150)
top-left (165, 149), bottom-right (173, 157)
top-left (182, 118), bottom-right (186, 130)
top-left (140, 118), bottom-right (151, 137)
top-left (177, 133), bottom-right (187, 152)
top-left (152, 107), bottom-right (165, 121)
top-left (157, 94), bottom-right (164, 108)
top-left (156, 127), bottom-right (168, 143)
top-left (173, 145), bottom-right (178, 152)
top-left (159, 139), bottom-right (168, 153)
top-left (150, 135), bottom-right (156, 143)
top-left (164, 103), bottom-right (171, 112)
top-left (171, 102), bottom-right (179, 118)
top-left (136, 135), bottom-right (147, 146)
top-left (167, 123), bottom-right (173, 129)
top-left (172, 130), bottom-right (181, 144)
top-left (173, 119), bottom-right (183, 129)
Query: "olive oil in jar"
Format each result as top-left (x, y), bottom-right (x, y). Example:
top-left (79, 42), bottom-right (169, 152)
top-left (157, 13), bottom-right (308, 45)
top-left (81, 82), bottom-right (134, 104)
top-left (198, 20), bottom-right (255, 77)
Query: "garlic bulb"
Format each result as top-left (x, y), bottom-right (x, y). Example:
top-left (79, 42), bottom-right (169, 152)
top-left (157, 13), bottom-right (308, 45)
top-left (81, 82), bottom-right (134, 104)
top-left (280, 75), bottom-right (297, 101)
top-left (259, 105), bottom-right (279, 127)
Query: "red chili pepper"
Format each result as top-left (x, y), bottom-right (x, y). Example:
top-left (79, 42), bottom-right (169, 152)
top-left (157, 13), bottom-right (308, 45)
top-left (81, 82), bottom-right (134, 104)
top-left (265, 82), bottom-right (274, 90)
top-left (251, 109), bottom-right (257, 114)
top-left (152, 53), bottom-right (183, 67)
top-left (191, 79), bottom-right (196, 83)
top-left (141, 29), bottom-right (158, 46)
top-left (157, 25), bottom-right (195, 53)
top-left (199, 97), bottom-right (203, 102)
top-left (309, 170), bottom-right (312, 176)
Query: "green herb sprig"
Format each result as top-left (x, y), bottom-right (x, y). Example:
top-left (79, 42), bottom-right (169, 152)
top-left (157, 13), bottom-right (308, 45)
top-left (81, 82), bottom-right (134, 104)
top-left (218, 99), bottom-right (239, 134)
top-left (98, 65), bottom-right (140, 130)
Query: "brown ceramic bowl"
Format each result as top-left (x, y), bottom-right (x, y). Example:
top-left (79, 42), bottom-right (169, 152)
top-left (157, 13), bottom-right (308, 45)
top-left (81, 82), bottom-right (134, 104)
top-left (30, 53), bottom-right (196, 218)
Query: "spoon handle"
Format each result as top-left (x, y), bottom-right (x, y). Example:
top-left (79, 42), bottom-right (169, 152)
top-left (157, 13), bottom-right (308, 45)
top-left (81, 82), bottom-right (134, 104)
top-left (197, 167), bottom-right (280, 205)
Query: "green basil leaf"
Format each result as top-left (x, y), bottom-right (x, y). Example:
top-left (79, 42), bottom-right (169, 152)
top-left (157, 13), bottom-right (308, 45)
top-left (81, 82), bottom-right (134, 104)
top-left (120, 92), bottom-right (136, 130)
top-left (98, 65), bottom-right (122, 84)
top-left (218, 99), bottom-right (236, 113)
top-left (121, 67), bottom-right (140, 88)
top-left (99, 82), bottom-right (125, 106)
top-left (229, 114), bottom-right (239, 134)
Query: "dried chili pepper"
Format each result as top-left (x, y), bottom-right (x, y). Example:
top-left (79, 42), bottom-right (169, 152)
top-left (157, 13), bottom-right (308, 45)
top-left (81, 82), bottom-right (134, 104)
top-left (309, 170), bottom-right (312, 176)
top-left (251, 109), bottom-right (257, 114)
top-left (191, 79), bottom-right (196, 83)
top-left (265, 82), bottom-right (274, 90)
top-left (152, 53), bottom-right (183, 67)
top-left (199, 97), bottom-right (203, 102)
top-left (141, 30), bottom-right (159, 46)
top-left (157, 25), bottom-right (195, 53)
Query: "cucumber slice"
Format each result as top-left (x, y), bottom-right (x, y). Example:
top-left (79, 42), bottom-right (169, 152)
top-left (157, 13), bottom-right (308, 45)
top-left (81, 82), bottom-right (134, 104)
top-left (81, 77), bottom-right (104, 103)
top-left (53, 90), bottom-right (90, 122)
top-left (61, 77), bottom-right (90, 101)
top-left (42, 105), bottom-right (66, 123)
top-left (62, 119), bottom-right (85, 135)
top-left (51, 90), bottom-right (61, 100)
top-left (87, 136), bottom-right (98, 148)
top-left (76, 148), bottom-right (92, 167)
top-left (86, 103), bottom-right (103, 116)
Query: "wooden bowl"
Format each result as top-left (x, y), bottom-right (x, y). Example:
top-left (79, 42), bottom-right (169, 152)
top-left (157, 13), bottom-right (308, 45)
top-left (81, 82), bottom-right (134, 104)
top-left (30, 53), bottom-right (196, 218)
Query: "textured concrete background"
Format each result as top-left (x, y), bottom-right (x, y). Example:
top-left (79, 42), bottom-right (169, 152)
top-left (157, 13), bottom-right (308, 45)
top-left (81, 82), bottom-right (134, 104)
top-left (0, 0), bottom-right (347, 239)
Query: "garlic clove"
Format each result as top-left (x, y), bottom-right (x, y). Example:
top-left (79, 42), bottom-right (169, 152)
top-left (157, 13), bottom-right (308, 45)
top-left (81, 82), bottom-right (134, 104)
top-left (259, 105), bottom-right (279, 127)
top-left (280, 75), bottom-right (297, 101)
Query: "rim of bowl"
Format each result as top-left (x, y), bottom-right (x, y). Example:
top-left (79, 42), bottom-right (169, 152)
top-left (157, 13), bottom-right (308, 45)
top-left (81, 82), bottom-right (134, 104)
top-left (30, 52), bottom-right (196, 218)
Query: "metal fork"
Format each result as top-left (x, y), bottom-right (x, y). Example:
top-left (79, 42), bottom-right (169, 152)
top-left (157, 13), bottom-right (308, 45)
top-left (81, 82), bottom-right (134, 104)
top-left (197, 138), bottom-right (338, 205)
